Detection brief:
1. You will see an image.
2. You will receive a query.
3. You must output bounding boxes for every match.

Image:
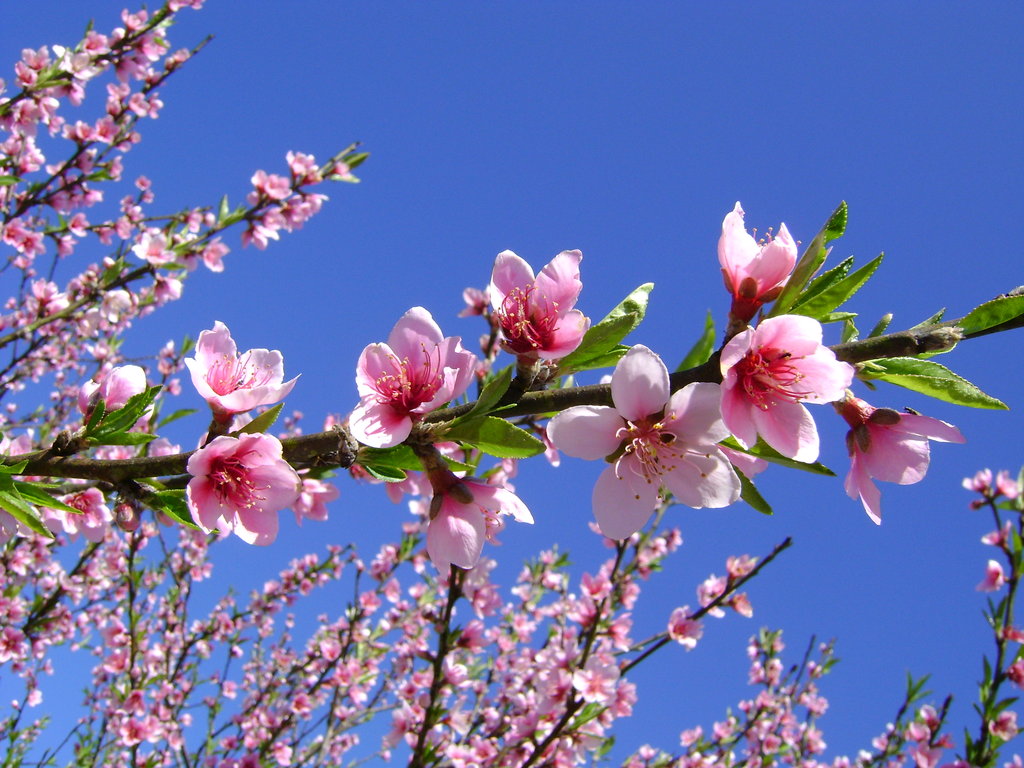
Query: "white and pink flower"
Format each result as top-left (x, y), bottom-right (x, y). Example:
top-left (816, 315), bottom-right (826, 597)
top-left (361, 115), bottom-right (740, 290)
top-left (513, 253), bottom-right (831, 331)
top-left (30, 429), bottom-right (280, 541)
top-left (350, 307), bottom-right (476, 449)
top-left (836, 394), bottom-right (966, 524)
top-left (488, 249), bottom-right (589, 360)
top-left (721, 314), bottom-right (853, 462)
top-left (548, 345), bottom-right (740, 540)
top-left (185, 321), bottom-right (298, 424)
top-left (719, 202), bottom-right (797, 327)
top-left (425, 478), bottom-right (533, 572)
top-left (186, 433), bottom-right (301, 545)
top-left (78, 364), bottom-right (148, 416)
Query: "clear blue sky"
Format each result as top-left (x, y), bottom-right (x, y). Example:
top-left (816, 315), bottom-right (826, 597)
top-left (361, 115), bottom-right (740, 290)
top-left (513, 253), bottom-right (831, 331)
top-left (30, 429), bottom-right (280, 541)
top-left (2, 1), bottom-right (1023, 760)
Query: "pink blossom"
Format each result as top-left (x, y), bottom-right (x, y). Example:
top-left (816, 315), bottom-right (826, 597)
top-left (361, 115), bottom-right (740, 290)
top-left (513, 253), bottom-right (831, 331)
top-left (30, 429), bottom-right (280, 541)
top-left (549, 345), bottom-right (740, 540)
top-left (977, 559), bottom-right (1007, 592)
top-left (719, 202), bottom-right (797, 326)
top-left (488, 249), bottom-right (589, 360)
top-left (46, 487), bottom-right (112, 542)
top-left (350, 307), bottom-right (476, 448)
top-left (426, 478), bottom-right (532, 572)
top-left (131, 229), bottom-right (176, 265)
top-left (836, 394), bottom-right (965, 524)
top-left (78, 364), bottom-right (147, 415)
top-left (667, 607), bottom-right (703, 650)
top-left (186, 433), bottom-right (301, 545)
top-left (185, 321), bottom-right (298, 424)
top-left (292, 477), bottom-right (339, 524)
top-left (990, 711), bottom-right (1019, 741)
top-left (721, 314), bottom-right (854, 462)
top-left (571, 655), bottom-right (621, 704)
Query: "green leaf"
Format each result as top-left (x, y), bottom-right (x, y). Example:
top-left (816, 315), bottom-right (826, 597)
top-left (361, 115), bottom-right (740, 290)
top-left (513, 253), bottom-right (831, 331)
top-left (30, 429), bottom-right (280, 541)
top-left (841, 315), bottom-right (860, 343)
top-left (88, 386), bottom-right (161, 440)
top-left (363, 464), bottom-right (408, 482)
top-left (862, 358), bottom-right (1007, 409)
top-left (791, 253), bottom-right (883, 319)
top-left (676, 310), bottom-right (716, 371)
top-left (148, 490), bottom-right (200, 530)
top-left (867, 313), bottom-right (893, 338)
top-left (0, 489), bottom-right (52, 537)
top-left (738, 473), bottom-right (772, 515)
top-left (818, 311), bottom-right (857, 324)
top-left (558, 283), bottom-right (653, 372)
top-left (0, 460), bottom-right (29, 475)
top-left (157, 408), bottom-right (198, 428)
top-left (0, 175), bottom-right (20, 186)
top-left (462, 365), bottom-right (512, 420)
top-left (15, 481), bottom-right (82, 515)
top-left (344, 151), bottom-right (369, 170)
top-left (721, 436), bottom-right (836, 476)
top-left (358, 445), bottom-right (425, 473)
top-left (91, 431), bottom-right (156, 446)
top-left (910, 308), bottom-right (945, 329)
top-left (217, 194), bottom-right (230, 222)
top-left (958, 293), bottom-right (1024, 336)
top-left (237, 403), bottom-right (285, 435)
top-left (444, 416), bottom-right (544, 458)
top-left (768, 201), bottom-right (847, 317)
top-left (791, 256), bottom-right (854, 306)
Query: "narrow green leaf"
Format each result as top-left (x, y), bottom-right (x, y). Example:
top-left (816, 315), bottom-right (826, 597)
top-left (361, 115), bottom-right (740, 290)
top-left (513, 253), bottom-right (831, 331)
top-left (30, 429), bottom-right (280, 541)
top-left (676, 310), bottom-right (716, 371)
top-left (238, 403), bottom-right (285, 435)
top-left (561, 346), bottom-right (630, 373)
top-left (768, 201), bottom-right (847, 317)
top-left (89, 386), bottom-right (161, 438)
top-left (841, 315), bottom-right (860, 343)
top-left (444, 416), bottom-right (544, 458)
top-left (91, 432), bottom-right (156, 446)
top-left (738, 473), bottom-right (773, 515)
top-left (344, 151), bottom-right (370, 170)
top-left (863, 357), bottom-right (1007, 409)
top-left (0, 175), bottom-right (20, 186)
top-left (721, 436), bottom-right (836, 476)
top-left (463, 365), bottom-right (512, 419)
top-left (217, 194), bottom-right (230, 222)
top-left (15, 481), bottom-right (82, 515)
top-left (0, 460), bottom-right (29, 475)
top-left (363, 464), bottom-right (408, 482)
top-left (358, 445), bottom-right (424, 473)
top-left (791, 256), bottom-right (854, 307)
top-left (157, 408), bottom-right (198, 428)
top-left (558, 283), bottom-right (653, 372)
top-left (910, 308), bottom-right (946, 329)
top-left (958, 293), bottom-right (1024, 336)
top-left (148, 490), bottom-right (200, 530)
top-left (818, 311), bottom-right (857, 324)
top-left (867, 313), bottom-right (893, 338)
top-left (791, 253), bottom-right (883, 319)
top-left (0, 489), bottom-right (52, 537)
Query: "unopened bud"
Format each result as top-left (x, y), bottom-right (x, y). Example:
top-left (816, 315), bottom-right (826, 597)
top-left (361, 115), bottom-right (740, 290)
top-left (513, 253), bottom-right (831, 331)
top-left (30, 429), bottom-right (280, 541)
top-left (114, 501), bottom-right (141, 532)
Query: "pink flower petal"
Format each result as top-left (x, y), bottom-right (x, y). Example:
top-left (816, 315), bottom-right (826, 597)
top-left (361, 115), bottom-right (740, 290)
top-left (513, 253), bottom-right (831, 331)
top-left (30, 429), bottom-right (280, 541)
top-left (611, 345), bottom-right (669, 423)
top-left (845, 451), bottom-right (882, 524)
top-left (488, 250), bottom-right (535, 308)
top-left (547, 405), bottom-right (624, 460)
top-left (387, 306), bottom-right (444, 359)
top-left (533, 249), bottom-right (583, 311)
top-left (661, 450), bottom-right (741, 509)
top-left (664, 382), bottom-right (728, 445)
top-left (426, 500), bottom-right (486, 571)
top-left (752, 400), bottom-right (819, 463)
top-left (592, 460), bottom-right (660, 540)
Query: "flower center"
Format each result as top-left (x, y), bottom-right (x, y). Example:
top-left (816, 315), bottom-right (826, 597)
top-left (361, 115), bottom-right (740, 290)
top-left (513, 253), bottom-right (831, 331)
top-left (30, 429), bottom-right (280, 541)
top-left (616, 417), bottom-right (684, 482)
top-left (735, 346), bottom-right (811, 409)
top-left (497, 286), bottom-right (559, 354)
top-left (209, 453), bottom-right (265, 509)
top-left (206, 352), bottom-right (273, 396)
top-left (373, 345), bottom-right (445, 412)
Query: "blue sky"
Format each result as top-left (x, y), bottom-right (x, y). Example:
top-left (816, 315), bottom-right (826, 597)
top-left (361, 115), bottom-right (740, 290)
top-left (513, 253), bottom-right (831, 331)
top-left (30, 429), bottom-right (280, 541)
top-left (3, 1), bottom-right (1023, 761)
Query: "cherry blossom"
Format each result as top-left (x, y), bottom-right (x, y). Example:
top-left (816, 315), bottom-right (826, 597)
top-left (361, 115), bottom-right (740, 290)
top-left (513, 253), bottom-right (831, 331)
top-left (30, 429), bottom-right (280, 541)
top-left (836, 394), bottom-right (965, 524)
top-left (721, 314), bottom-right (853, 462)
top-left (78, 363), bottom-right (147, 415)
top-left (719, 202), bottom-right (797, 329)
top-left (425, 478), bottom-right (533, 572)
top-left (186, 433), bottom-right (301, 545)
top-left (185, 321), bottom-right (298, 424)
top-left (350, 307), bottom-right (476, 448)
top-left (978, 559), bottom-right (1007, 592)
top-left (488, 249), bottom-right (589, 360)
top-left (548, 345), bottom-right (740, 540)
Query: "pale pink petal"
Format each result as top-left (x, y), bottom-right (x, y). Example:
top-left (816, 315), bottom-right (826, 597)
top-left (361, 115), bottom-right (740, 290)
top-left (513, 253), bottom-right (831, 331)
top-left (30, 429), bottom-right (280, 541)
top-left (792, 347), bottom-right (854, 403)
top-left (861, 431), bottom-right (930, 484)
top-left (755, 222), bottom-right (797, 289)
top-left (664, 382), bottom-right (728, 445)
top-left (349, 400), bottom-right (412, 448)
top-left (720, 327), bottom-right (755, 371)
top-left (471, 483), bottom-right (534, 523)
top-left (355, 343), bottom-right (400, 398)
top-left (488, 250), bottom-right (535, 308)
top-left (752, 400), bottom-right (819, 462)
top-left (896, 413), bottom-right (966, 444)
top-left (533, 249), bottom-right (583, 311)
top-left (720, 386), bottom-right (758, 448)
top-left (233, 506), bottom-right (280, 546)
top-left (427, 501), bottom-right (486, 571)
top-left (539, 309), bottom-right (590, 359)
top-left (592, 460), bottom-right (660, 540)
top-left (718, 202), bottom-right (759, 275)
top-left (101, 365), bottom-right (147, 410)
top-left (611, 345), bottom-right (669, 422)
top-left (661, 450), bottom-right (740, 509)
top-left (845, 452), bottom-right (882, 524)
top-left (193, 321), bottom-right (237, 370)
top-left (753, 315), bottom-right (823, 357)
top-left (387, 306), bottom-right (444, 359)
top-left (548, 406), bottom-right (624, 460)
top-left (721, 446), bottom-right (768, 478)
